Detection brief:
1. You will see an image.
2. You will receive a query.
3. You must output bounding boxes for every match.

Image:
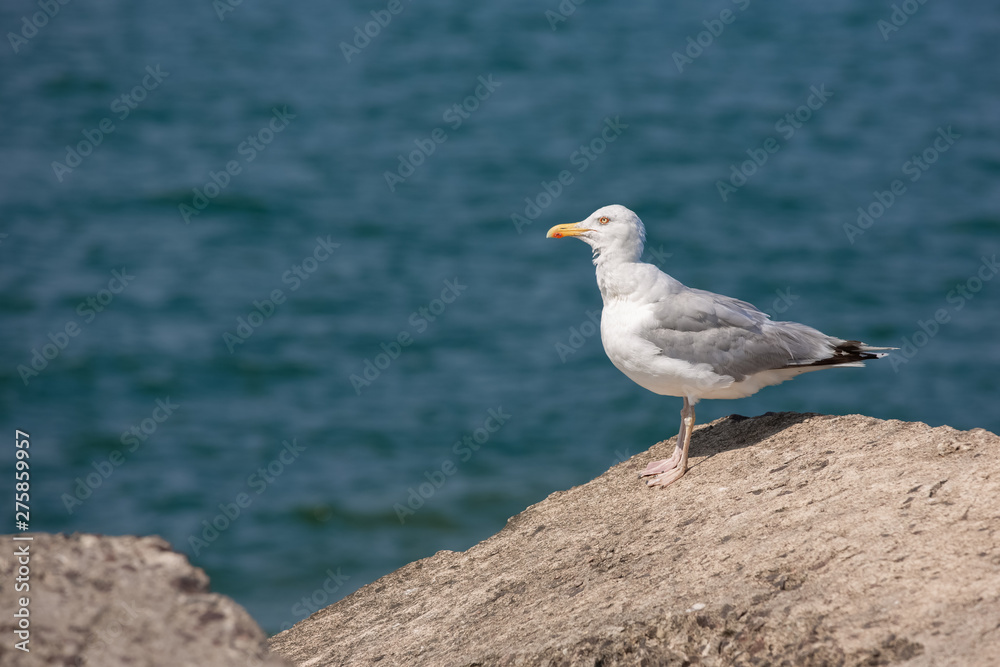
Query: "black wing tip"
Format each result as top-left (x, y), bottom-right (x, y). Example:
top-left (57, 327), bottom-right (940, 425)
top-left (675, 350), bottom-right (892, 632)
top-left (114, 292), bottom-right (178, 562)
top-left (840, 339), bottom-right (898, 357)
top-left (793, 340), bottom-right (897, 368)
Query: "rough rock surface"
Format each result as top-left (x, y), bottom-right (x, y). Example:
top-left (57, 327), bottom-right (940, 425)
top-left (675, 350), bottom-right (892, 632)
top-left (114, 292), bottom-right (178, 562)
top-left (0, 533), bottom-right (288, 667)
top-left (269, 413), bottom-right (1000, 666)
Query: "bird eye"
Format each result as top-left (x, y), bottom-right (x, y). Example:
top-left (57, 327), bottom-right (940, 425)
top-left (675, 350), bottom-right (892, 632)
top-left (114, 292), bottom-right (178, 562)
top-left (598, 216), bottom-right (610, 225)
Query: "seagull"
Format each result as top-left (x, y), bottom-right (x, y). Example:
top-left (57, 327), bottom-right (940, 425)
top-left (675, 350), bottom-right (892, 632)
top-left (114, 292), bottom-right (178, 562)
top-left (546, 205), bottom-right (892, 488)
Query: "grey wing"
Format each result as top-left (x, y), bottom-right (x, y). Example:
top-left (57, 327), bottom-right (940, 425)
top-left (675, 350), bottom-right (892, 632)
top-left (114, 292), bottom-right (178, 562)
top-left (643, 286), bottom-right (837, 381)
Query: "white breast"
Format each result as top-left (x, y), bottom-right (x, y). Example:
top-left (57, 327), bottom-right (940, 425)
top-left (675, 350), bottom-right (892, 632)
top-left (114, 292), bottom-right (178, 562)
top-left (599, 299), bottom-right (735, 399)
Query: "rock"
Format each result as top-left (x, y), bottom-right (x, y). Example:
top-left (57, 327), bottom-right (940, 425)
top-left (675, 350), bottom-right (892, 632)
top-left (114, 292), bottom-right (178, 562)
top-left (269, 413), bottom-right (1000, 666)
top-left (0, 533), bottom-right (288, 667)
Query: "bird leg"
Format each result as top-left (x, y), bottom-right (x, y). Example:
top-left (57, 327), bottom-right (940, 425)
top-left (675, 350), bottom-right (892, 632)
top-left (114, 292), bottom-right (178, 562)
top-left (639, 415), bottom-right (687, 477)
top-left (643, 398), bottom-right (695, 488)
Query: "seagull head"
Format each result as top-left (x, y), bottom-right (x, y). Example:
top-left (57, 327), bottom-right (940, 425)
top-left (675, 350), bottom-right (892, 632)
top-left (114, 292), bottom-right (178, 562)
top-left (546, 204), bottom-right (647, 264)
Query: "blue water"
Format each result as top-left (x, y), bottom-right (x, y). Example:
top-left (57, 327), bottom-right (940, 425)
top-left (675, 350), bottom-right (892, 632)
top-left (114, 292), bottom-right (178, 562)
top-left (2, 0), bottom-right (998, 633)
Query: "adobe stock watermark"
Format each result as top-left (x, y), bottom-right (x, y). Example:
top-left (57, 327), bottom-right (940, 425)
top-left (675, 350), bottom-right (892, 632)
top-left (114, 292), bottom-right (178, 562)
top-left (545, 0), bottom-right (587, 30)
top-left (672, 0), bottom-right (751, 73)
top-left (643, 245), bottom-right (673, 270)
top-left (844, 126), bottom-right (959, 244)
top-left (760, 287), bottom-right (800, 319)
top-left (179, 106), bottom-right (296, 224)
top-left (276, 567), bottom-right (351, 632)
top-left (349, 277), bottom-right (467, 395)
top-left (339, 0), bottom-right (412, 63)
top-left (554, 309), bottom-right (600, 363)
top-left (384, 74), bottom-right (501, 192)
top-left (7, 0), bottom-right (74, 54)
top-left (510, 116), bottom-right (629, 234)
top-left (213, 0), bottom-right (246, 21)
top-left (16, 267), bottom-right (135, 386)
top-left (61, 397), bottom-right (180, 514)
top-left (890, 254), bottom-right (997, 372)
top-left (51, 65), bottom-right (169, 182)
top-left (612, 447), bottom-right (634, 469)
top-left (188, 438), bottom-right (306, 556)
top-left (716, 84), bottom-right (833, 202)
top-left (877, 0), bottom-right (931, 41)
top-left (222, 236), bottom-right (340, 353)
top-left (393, 407), bottom-right (512, 523)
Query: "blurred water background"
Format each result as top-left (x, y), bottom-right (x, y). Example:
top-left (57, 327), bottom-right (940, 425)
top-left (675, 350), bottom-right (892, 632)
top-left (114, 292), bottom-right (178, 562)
top-left (1, 0), bottom-right (998, 633)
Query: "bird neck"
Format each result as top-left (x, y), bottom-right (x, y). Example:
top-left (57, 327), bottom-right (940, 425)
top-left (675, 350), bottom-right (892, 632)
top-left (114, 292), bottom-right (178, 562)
top-left (591, 242), bottom-right (643, 268)
top-left (595, 257), bottom-right (643, 300)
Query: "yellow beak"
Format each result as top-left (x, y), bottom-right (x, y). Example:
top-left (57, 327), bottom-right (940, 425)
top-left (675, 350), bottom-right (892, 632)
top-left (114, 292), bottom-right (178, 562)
top-left (546, 223), bottom-right (587, 239)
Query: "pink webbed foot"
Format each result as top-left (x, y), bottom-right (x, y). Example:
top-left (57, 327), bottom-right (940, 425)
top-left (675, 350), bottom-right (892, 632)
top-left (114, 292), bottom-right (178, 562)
top-left (639, 448), bottom-right (681, 478)
top-left (645, 465), bottom-right (687, 488)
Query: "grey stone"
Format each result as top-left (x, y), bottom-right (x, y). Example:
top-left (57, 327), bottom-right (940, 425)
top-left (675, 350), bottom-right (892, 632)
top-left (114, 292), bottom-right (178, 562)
top-left (0, 533), bottom-right (288, 667)
top-left (269, 412), bottom-right (1000, 666)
